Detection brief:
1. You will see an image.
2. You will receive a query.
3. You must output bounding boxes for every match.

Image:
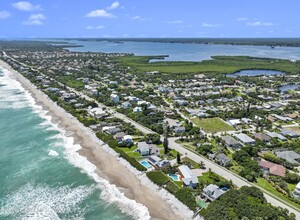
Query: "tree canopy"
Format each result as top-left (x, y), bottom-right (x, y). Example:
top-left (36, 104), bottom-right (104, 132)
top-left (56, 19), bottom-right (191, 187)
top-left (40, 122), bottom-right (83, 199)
top-left (201, 186), bottom-right (296, 220)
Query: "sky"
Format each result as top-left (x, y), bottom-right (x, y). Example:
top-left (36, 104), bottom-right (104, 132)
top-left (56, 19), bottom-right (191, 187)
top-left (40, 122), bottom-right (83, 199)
top-left (0, 0), bottom-right (299, 38)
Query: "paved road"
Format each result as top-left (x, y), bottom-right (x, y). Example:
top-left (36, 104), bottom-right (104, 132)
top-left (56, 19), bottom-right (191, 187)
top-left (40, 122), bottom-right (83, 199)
top-left (168, 137), bottom-right (300, 219)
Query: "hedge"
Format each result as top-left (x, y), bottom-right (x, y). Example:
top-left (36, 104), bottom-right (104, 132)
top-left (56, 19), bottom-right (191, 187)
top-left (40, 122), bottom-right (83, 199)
top-left (116, 148), bottom-right (147, 171)
top-left (146, 171), bottom-right (169, 186)
top-left (175, 188), bottom-right (196, 211)
top-left (165, 181), bottom-right (180, 194)
top-left (96, 132), bottom-right (146, 171)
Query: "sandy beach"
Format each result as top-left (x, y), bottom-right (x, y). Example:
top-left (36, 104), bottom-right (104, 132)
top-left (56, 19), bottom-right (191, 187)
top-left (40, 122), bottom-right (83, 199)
top-left (0, 60), bottom-right (196, 220)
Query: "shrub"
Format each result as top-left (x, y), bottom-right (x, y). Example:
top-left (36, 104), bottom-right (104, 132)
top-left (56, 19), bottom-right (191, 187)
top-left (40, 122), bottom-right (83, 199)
top-left (174, 188), bottom-right (196, 211)
top-left (165, 181), bottom-right (180, 194)
top-left (146, 171), bottom-right (169, 186)
top-left (116, 148), bottom-right (146, 171)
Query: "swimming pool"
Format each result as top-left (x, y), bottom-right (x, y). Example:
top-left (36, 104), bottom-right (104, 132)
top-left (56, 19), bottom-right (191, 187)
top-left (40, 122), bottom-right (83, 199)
top-left (168, 173), bottom-right (180, 181)
top-left (140, 160), bottom-right (153, 169)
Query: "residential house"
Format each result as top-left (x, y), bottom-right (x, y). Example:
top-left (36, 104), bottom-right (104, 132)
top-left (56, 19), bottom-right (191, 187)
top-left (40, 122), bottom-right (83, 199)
top-left (208, 152), bottom-right (231, 167)
top-left (234, 133), bottom-right (256, 145)
top-left (220, 136), bottom-right (242, 149)
top-left (178, 165), bottom-right (198, 188)
top-left (137, 142), bottom-right (152, 156)
top-left (164, 118), bottom-right (182, 128)
top-left (46, 87), bottom-right (60, 93)
top-left (123, 135), bottom-right (133, 143)
top-left (252, 133), bottom-right (271, 142)
top-left (110, 94), bottom-right (120, 103)
top-left (103, 126), bottom-right (122, 135)
top-left (266, 131), bottom-right (287, 141)
top-left (148, 155), bottom-right (171, 169)
top-left (228, 119), bottom-right (241, 127)
top-left (259, 160), bottom-right (286, 177)
top-left (174, 126), bottom-right (186, 134)
top-left (203, 184), bottom-right (225, 201)
top-left (276, 150), bottom-right (300, 164)
top-left (88, 107), bottom-right (107, 118)
top-left (133, 107), bottom-right (142, 113)
top-left (293, 182), bottom-right (300, 199)
top-left (121, 102), bottom-right (132, 109)
top-left (114, 132), bottom-right (125, 142)
top-left (281, 129), bottom-right (299, 138)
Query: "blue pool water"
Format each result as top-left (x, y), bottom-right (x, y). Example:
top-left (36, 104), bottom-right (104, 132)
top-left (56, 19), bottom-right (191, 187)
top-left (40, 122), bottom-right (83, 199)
top-left (140, 161), bottom-right (153, 169)
top-left (168, 174), bottom-right (180, 181)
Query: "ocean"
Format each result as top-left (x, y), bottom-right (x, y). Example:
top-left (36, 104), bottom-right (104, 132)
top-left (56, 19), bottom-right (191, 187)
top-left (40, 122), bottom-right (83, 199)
top-left (64, 39), bottom-right (300, 61)
top-left (0, 68), bottom-right (140, 219)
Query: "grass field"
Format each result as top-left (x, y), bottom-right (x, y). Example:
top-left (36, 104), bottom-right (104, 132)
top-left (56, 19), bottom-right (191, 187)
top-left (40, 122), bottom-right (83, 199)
top-left (113, 55), bottom-right (300, 74)
top-left (121, 146), bottom-right (142, 158)
top-left (256, 178), bottom-right (300, 209)
top-left (191, 117), bottom-right (235, 133)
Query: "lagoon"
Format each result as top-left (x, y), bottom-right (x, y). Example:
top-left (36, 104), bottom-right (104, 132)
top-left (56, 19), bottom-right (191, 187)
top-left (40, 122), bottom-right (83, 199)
top-left (279, 84), bottom-right (300, 92)
top-left (227, 69), bottom-right (285, 77)
top-left (64, 39), bottom-right (300, 62)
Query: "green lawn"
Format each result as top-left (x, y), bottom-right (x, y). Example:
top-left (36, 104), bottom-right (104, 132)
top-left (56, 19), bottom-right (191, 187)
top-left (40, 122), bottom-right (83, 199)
top-left (256, 178), bottom-right (300, 209)
top-left (191, 117), bottom-right (235, 133)
top-left (120, 146), bottom-right (142, 158)
top-left (160, 149), bottom-right (180, 160)
top-left (121, 145), bottom-right (137, 152)
top-left (182, 157), bottom-right (200, 169)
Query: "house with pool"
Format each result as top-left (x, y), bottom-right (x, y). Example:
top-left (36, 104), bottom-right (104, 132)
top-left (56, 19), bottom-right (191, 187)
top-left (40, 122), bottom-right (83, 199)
top-left (148, 155), bottom-right (171, 170)
top-left (178, 165), bottom-right (198, 188)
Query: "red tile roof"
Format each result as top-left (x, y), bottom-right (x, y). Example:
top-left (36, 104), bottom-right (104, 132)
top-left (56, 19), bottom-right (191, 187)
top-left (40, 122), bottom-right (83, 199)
top-left (259, 160), bottom-right (286, 177)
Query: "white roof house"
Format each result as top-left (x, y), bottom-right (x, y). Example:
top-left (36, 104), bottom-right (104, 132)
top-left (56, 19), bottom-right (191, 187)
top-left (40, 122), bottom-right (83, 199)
top-left (293, 182), bottom-right (300, 199)
top-left (228, 119), bottom-right (241, 126)
top-left (203, 184), bottom-right (226, 201)
top-left (88, 107), bottom-right (107, 118)
top-left (234, 133), bottom-right (256, 145)
top-left (266, 131), bottom-right (287, 141)
top-left (110, 94), bottom-right (119, 103)
top-left (178, 165), bottom-right (198, 188)
top-left (133, 107), bottom-right (142, 113)
top-left (123, 135), bottom-right (133, 143)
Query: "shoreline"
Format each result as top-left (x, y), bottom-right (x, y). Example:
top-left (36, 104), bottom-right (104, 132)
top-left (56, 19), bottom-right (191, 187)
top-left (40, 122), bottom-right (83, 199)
top-left (0, 60), bottom-right (196, 220)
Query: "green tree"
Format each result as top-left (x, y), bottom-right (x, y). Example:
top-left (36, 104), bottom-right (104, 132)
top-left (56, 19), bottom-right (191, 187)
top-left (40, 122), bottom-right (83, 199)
top-left (177, 152), bottom-right (181, 164)
top-left (163, 137), bottom-right (169, 154)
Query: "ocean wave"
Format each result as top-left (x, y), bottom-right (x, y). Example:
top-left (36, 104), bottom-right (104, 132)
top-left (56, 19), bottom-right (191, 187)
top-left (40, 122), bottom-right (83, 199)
top-left (0, 68), bottom-right (36, 109)
top-left (0, 183), bottom-right (95, 220)
top-left (1, 65), bottom-right (194, 220)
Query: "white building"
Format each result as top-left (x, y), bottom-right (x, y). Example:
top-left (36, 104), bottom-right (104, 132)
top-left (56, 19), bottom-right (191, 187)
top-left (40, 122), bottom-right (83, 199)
top-left (110, 94), bottom-right (120, 103)
top-left (178, 165), bottom-right (198, 188)
top-left (293, 182), bottom-right (300, 199)
top-left (88, 107), bottom-right (107, 118)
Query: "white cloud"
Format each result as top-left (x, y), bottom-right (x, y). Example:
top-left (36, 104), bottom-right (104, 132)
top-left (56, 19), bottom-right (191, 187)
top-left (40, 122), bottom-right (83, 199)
top-left (237, 17), bottom-right (248, 21)
top-left (131, 15), bottom-right (151, 21)
top-left (132, 15), bottom-right (141, 20)
top-left (246, 21), bottom-right (275, 26)
top-left (86, 9), bottom-right (114, 18)
top-left (201, 22), bottom-right (221, 27)
top-left (23, 13), bottom-right (46, 25)
top-left (106, 1), bottom-right (120, 10)
top-left (0, 11), bottom-right (11, 19)
top-left (12, 1), bottom-right (42, 11)
top-left (166, 20), bottom-right (184, 24)
top-left (86, 25), bottom-right (105, 30)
